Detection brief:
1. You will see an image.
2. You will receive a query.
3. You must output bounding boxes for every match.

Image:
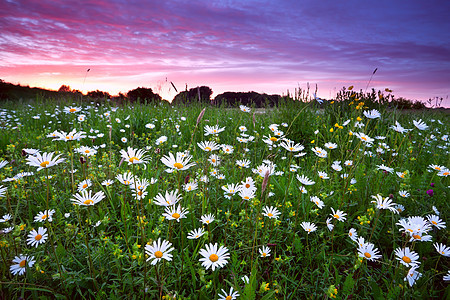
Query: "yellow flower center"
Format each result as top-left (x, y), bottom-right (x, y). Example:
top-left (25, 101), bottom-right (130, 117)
top-left (154, 251), bottom-right (163, 258)
top-left (226, 296), bottom-right (232, 300)
top-left (138, 191), bottom-right (143, 196)
top-left (83, 199), bottom-right (94, 205)
top-left (402, 256), bottom-right (412, 264)
top-left (432, 221), bottom-right (437, 225)
top-left (19, 260), bottom-right (26, 268)
top-left (41, 214), bottom-right (48, 220)
top-left (361, 137), bottom-right (367, 141)
top-left (244, 196), bottom-right (249, 200)
top-left (85, 150), bottom-right (90, 153)
top-left (289, 147), bottom-right (294, 151)
top-left (268, 213), bottom-right (273, 217)
top-left (172, 213), bottom-right (180, 219)
top-left (83, 184), bottom-right (88, 188)
top-left (209, 254), bottom-right (219, 262)
top-left (69, 108), bottom-right (76, 112)
top-left (129, 157), bottom-right (139, 163)
top-left (263, 253), bottom-right (267, 257)
top-left (270, 137), bottom-right (278, 142)
top-left (205, 147), bottom-right (211, 151)
top-left (363, 252), bottom-right (372, 258)
top-left (173, 162), bottom-right (183, 169)
top-left (211, 159), bottom-right (216, 163)
top-left (245, 183), bottom-right (250, 188)
top-left (334, 214), bottom-right (340, 219)
top-left (412, 234), bottom-right (421, 240)
top-left (40, 161), bottom-right (50, 168)
top-left (35, 234), bottom-right (42, 241)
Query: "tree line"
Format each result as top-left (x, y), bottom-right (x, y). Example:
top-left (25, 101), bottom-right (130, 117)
top-left (0, 80), bottom-right (288, 108)
top-left (1, 79), bottom-right (437, 109)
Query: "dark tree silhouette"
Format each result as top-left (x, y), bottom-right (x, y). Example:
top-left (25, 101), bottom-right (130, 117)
top-left (87, 90), bottom-right (111, 99)
top-left (58, 85), bottom-right (72, 93)
top-left (172, 86), bottom-right (213, 105)
top-left (213, 91), bottom-right (282, 107)
top-left (127, 87), bottom-right (161, 103)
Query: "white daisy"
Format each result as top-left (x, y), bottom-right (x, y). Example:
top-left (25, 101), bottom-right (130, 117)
top-left (300, 222), bottom-right (317, 234)
top-left (218, 287), bottom-right (239, 300)
top-left (162, 204), bottom-right (188, 222)
top-left (262, 206), bottom-right (281, 219)
top-left (153, 190), bottom-right (182, 207)
top-left (199, 243), bottom-right (230, 271)
top-left (296, 174), bottom-right (315, 185)
top-left (187, 228), bottom-right (205, 239)
top-left (200, 213), bottom-right (215, 225)
top-left (405, 265), bottom-right (422, 287)
top-left (395, 247), bottom-right (420, 267)
top-left (145, 238), bottom-right (174, 265)
top-left (259, 246), bottom-right (271, 258)
top-left (26, 152), bottom-right (65, 171)
top-left (10, 255), bottom-right (35, 276)
top-left (26, 227), bottom-right (48, 247)
top-left (71, 190), bottom-right (105, 206)
top-left (330, 207), bottom-right (347, 222)
top-left (34, 209), bottom-right (55, 223)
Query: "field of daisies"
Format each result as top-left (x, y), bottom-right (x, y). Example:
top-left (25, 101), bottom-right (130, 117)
top-left (0, 96), bottom-right (448, 299)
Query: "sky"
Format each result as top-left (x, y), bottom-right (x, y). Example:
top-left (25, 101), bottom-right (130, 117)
top-left (1, 0), bottom-right (449, 106)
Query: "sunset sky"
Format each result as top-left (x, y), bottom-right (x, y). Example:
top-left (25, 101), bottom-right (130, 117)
top-left (1, 0), bottom-right (449, 105)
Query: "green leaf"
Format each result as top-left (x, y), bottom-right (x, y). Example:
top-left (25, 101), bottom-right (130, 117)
top-left (342, 274), bottom-right (355, 295)
top-left (261, 290), bottom-right (277, 300)
top-left (243, 264), bottom-right (258, 300)
top-left (293, 236), bottom-right (303, 254)
top-left (370, 280), bottom-right (383, 300)
top-left (56, 243), bottom-right (67, 257)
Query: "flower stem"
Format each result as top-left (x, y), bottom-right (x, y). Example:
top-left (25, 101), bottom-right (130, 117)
top-left (44, 168), bottom-right (68, 293)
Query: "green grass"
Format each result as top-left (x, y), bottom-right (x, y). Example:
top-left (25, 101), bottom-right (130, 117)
top-left (0, 98), bottom-right (448, 299)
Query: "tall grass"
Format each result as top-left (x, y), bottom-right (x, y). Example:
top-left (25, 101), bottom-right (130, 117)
top-left (0, 97), bottom-right (448, 299)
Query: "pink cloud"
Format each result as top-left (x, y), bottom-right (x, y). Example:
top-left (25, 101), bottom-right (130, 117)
top-left (0, 0), bottom-right (449, 105)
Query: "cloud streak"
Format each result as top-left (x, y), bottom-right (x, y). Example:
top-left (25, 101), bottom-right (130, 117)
top-left (1, 0), bottom-right (449, 104)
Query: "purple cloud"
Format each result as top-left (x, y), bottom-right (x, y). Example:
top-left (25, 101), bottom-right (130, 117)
top-left (1, 0), bottom-right (449, 104)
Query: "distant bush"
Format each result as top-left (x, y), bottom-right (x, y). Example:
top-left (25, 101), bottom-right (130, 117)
top-left (213, 91), bottom-right (284, 107)
top-left (87, 90), bottom-right (111, 100)
top-left (390, 97), bottom-right (426, 109)
top-left (172, 86), bottom-right (213, 105)
top-left (126, 87), bottom-right (162, 103)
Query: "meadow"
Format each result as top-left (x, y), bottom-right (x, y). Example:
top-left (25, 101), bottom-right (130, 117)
top-left (0, 94), bottom-right (448, 299)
